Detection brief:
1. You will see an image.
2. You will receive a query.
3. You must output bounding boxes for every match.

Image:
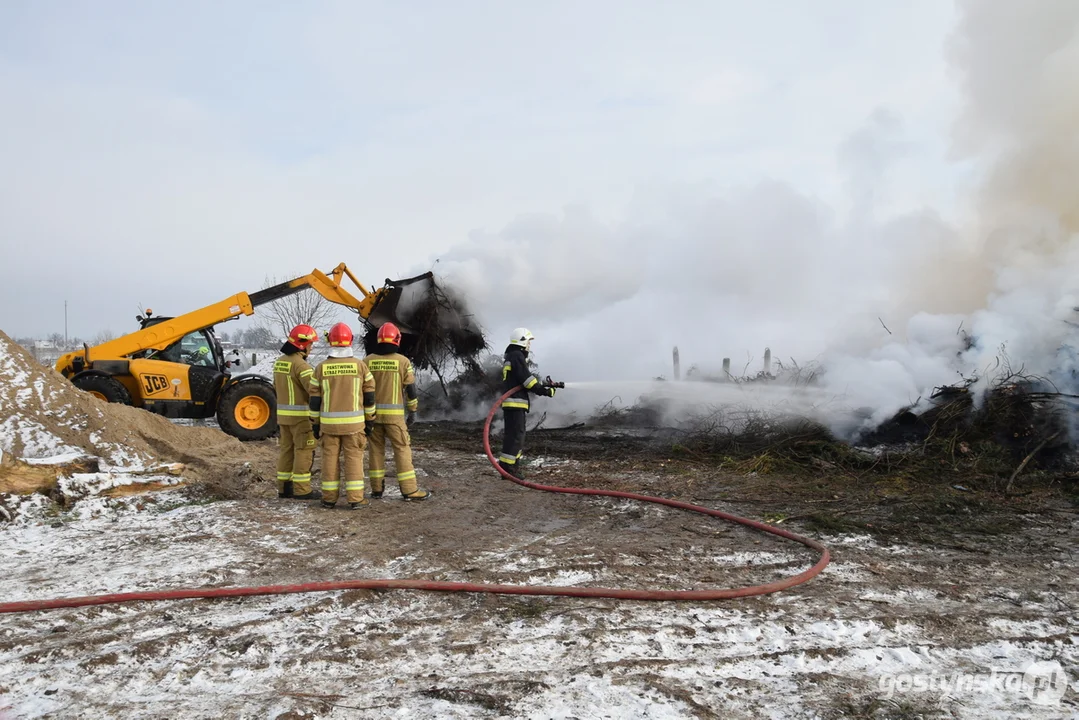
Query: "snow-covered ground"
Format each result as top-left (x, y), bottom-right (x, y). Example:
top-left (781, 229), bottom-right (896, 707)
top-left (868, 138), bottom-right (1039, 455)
top-left (1, 489), bottom-right (1075, 719)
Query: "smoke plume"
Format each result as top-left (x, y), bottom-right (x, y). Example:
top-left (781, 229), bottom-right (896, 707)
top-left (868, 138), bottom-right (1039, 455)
top-left (429, 2), bottom-right (1079, 436)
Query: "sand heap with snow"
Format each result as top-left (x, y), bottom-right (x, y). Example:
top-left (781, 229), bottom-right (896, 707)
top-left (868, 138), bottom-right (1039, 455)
top-left (0, 330), bottom-right (244, 467)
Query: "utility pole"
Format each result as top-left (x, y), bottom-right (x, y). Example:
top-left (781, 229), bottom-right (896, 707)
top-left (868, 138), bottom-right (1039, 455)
top-left (64, 300), bottom-right (68, 347)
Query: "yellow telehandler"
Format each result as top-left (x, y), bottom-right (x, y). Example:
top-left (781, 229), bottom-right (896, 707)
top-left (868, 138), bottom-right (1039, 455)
top-left (54, 264), bottom-right (436, 441)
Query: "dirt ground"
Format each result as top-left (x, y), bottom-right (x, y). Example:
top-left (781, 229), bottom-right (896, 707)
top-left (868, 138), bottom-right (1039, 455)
top-left (0, 422), bottom-right (1077, 719)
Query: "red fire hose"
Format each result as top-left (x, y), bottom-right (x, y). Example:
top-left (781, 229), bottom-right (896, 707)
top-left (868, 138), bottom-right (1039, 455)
top-left (0, 387), bottom-right (829, 614)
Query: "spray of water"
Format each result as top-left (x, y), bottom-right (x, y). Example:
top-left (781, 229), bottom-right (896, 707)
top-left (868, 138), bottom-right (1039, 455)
top-left (548, 380), bottom-right (854, 435)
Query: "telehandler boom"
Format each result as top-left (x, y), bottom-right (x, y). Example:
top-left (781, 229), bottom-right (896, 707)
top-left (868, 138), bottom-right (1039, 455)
top-left (54, 264), bottom-right (434, 441)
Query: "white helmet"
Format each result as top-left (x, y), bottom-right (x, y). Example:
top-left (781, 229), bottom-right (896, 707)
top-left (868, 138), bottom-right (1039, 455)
top-left (509, 327), bottom-right (535, 349)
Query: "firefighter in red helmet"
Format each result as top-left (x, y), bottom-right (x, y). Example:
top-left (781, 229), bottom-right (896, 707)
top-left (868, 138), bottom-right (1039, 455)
top-left (364, 322), bottom-right (431, 500)
top-left (273, 324), bottom-right (320, 499)
top-left (308, 322), bottom-right (376, 509)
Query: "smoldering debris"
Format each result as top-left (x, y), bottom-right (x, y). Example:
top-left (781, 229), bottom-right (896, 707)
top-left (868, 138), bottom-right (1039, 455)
top-left (363, 273), bottom-right (489, 384)
top-left (862, 372), bottom-right (1076, 461)
top-left (415, 353), bottom-right (505, 417)
top-left (516, 354), bottom-right (1079, 490)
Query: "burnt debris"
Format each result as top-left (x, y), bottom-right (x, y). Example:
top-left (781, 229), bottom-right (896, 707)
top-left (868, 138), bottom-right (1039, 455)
top-left (363, 273), bottom-right (489, 392)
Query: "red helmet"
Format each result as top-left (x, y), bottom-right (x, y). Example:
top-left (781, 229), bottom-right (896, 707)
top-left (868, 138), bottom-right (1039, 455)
top-left (328, 322), bottom-right (353, 347)
top-left (287, 324), bottom-right (318, 350)
top-left (376, 322), bottom-right (402, 346)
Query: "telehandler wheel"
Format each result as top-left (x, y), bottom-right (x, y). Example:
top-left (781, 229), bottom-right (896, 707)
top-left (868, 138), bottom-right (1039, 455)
top-left (73, 374), bottom-right (133, 405)
top-left (217, 380), bottom-right (278, 441)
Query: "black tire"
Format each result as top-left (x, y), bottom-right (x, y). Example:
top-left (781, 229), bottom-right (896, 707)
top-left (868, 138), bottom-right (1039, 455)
top-left (216, 380), bottom-right (278, 441)
top-left (73, 374), bottom-right (133, 405)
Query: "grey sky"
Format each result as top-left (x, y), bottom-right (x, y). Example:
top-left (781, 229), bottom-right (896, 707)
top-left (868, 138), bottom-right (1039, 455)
top-left (0, 1), bottom-right (959, 344)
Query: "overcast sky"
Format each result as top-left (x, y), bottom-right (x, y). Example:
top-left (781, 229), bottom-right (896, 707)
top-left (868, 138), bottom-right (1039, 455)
top-left (0, 0), bottom-right (963, 347)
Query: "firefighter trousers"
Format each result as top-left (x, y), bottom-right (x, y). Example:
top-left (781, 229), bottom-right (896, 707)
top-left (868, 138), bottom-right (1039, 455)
top-left (277, 419), bottom-right (316, 496)
top-left (368, 423), bottom-right (418, 495)
top-left (320, 432), bottom-right (366, 504)
top-left (498, 408), bottom-right (527, 473)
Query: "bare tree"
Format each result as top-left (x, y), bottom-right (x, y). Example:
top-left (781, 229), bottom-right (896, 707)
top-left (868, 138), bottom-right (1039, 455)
top-left (244, 324), bottom-right (277, 349)
top-left (260, 273), bottom-right (339, 338)
top-left (92, 329), bottom-right (116, 346)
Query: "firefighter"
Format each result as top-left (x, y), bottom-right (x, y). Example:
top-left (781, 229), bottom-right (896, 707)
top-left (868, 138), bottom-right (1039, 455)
top-left (273, 324), bottom-right (321, 499)
top-left (365, 322), bottom-right (431, 501)
top-left (309, 323), bottom-right (376, 510)
top-left (499, 328), bottom-right (557, 478)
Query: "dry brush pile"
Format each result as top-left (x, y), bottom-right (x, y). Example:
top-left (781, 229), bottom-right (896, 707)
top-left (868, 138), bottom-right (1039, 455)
top-left (526, 366), bottom-right (1079, 497)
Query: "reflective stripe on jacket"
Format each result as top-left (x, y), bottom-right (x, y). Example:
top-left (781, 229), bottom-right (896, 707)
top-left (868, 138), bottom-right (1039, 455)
top-left (364, 352), bottom-right (417, 424)
top-left (501, 346), bottom-right (542, 411)
top-left (310, 358), bottom-right (376, 435)
top-left (273, 353), bottom-right (315, 425)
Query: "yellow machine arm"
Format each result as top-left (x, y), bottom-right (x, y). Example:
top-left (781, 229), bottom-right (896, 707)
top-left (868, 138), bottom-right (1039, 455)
top-left (247, 263), bottom-right (383, 319)
top-left (55, 263), bottom-right (417, 377)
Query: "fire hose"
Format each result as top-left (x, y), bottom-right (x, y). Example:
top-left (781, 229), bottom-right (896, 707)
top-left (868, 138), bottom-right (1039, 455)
top-left (0, 386), bottom-right (829, 614)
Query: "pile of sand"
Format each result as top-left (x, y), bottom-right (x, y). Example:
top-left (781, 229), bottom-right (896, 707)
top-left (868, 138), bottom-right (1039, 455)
top-left (0, 330), bottom-right (245, 468)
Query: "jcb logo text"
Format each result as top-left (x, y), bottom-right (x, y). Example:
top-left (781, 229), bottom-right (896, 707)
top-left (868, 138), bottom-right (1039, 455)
top-left (142, 374), bottom-right (171, 395)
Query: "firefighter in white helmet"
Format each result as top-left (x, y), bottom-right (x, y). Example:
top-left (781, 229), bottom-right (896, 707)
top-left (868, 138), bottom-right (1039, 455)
top-left (498, 327), bottom-right (557, 478)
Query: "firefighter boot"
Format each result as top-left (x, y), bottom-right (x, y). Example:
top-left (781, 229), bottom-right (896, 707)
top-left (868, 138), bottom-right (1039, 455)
top-left (293, 490), bottom-right (322, 500)
top-left (349, 499), bottom-right (370, 510)
top-left (402, 488), bottom-right (432, 501)
top-left (278, 480), bottom-right (294, 498)
top-left (369, 472), bottom-right (384, 499)
top-left (367, 426), bottom-right (387, 499)
top-left (498, 461), bottom-right (524, 480)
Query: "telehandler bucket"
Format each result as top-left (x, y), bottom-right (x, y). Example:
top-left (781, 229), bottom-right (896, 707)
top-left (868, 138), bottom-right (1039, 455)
top-left (364, 272), bottom-right (487, 371)
top-left (366, 272), bottom-right (438, 334)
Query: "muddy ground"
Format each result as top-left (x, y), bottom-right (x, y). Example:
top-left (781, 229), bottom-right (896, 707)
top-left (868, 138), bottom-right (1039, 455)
top-left (0, 422), bottom-right (1077, 719)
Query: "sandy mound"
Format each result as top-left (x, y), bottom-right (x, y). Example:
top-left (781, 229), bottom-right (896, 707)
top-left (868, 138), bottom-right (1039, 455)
top-left (0, 330), bottom-right (245, 468)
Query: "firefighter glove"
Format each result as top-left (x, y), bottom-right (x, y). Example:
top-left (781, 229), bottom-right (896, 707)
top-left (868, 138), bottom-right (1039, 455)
top-left (364, 420), bottom-right (374, 436)
top-left (406, 412), bottom-right (415, 427)
top-left (312, 423), bottom-right (321, 440)
top-left (542, 385), bottom-right (557, 397)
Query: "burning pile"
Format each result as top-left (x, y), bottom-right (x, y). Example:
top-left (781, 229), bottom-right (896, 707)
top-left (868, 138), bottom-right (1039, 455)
top-left (862, 373), bottom-right (1075, 461)
top-left (363, 273), bottom-right (489, 383)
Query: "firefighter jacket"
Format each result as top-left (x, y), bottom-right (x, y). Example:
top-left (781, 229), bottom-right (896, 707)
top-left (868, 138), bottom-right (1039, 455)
top-left (364, 345), bottom-right (419, 425)
top-left (501, 345), bottom-right (551, 411)
top-left (273, 349), bottom-right (315, 426)
top-left (308, 349), bottom-right (376, 435)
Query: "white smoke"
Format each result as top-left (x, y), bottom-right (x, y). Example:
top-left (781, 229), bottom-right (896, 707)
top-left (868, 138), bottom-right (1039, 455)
top-left (430, 1), bottom-right (1079, 437)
